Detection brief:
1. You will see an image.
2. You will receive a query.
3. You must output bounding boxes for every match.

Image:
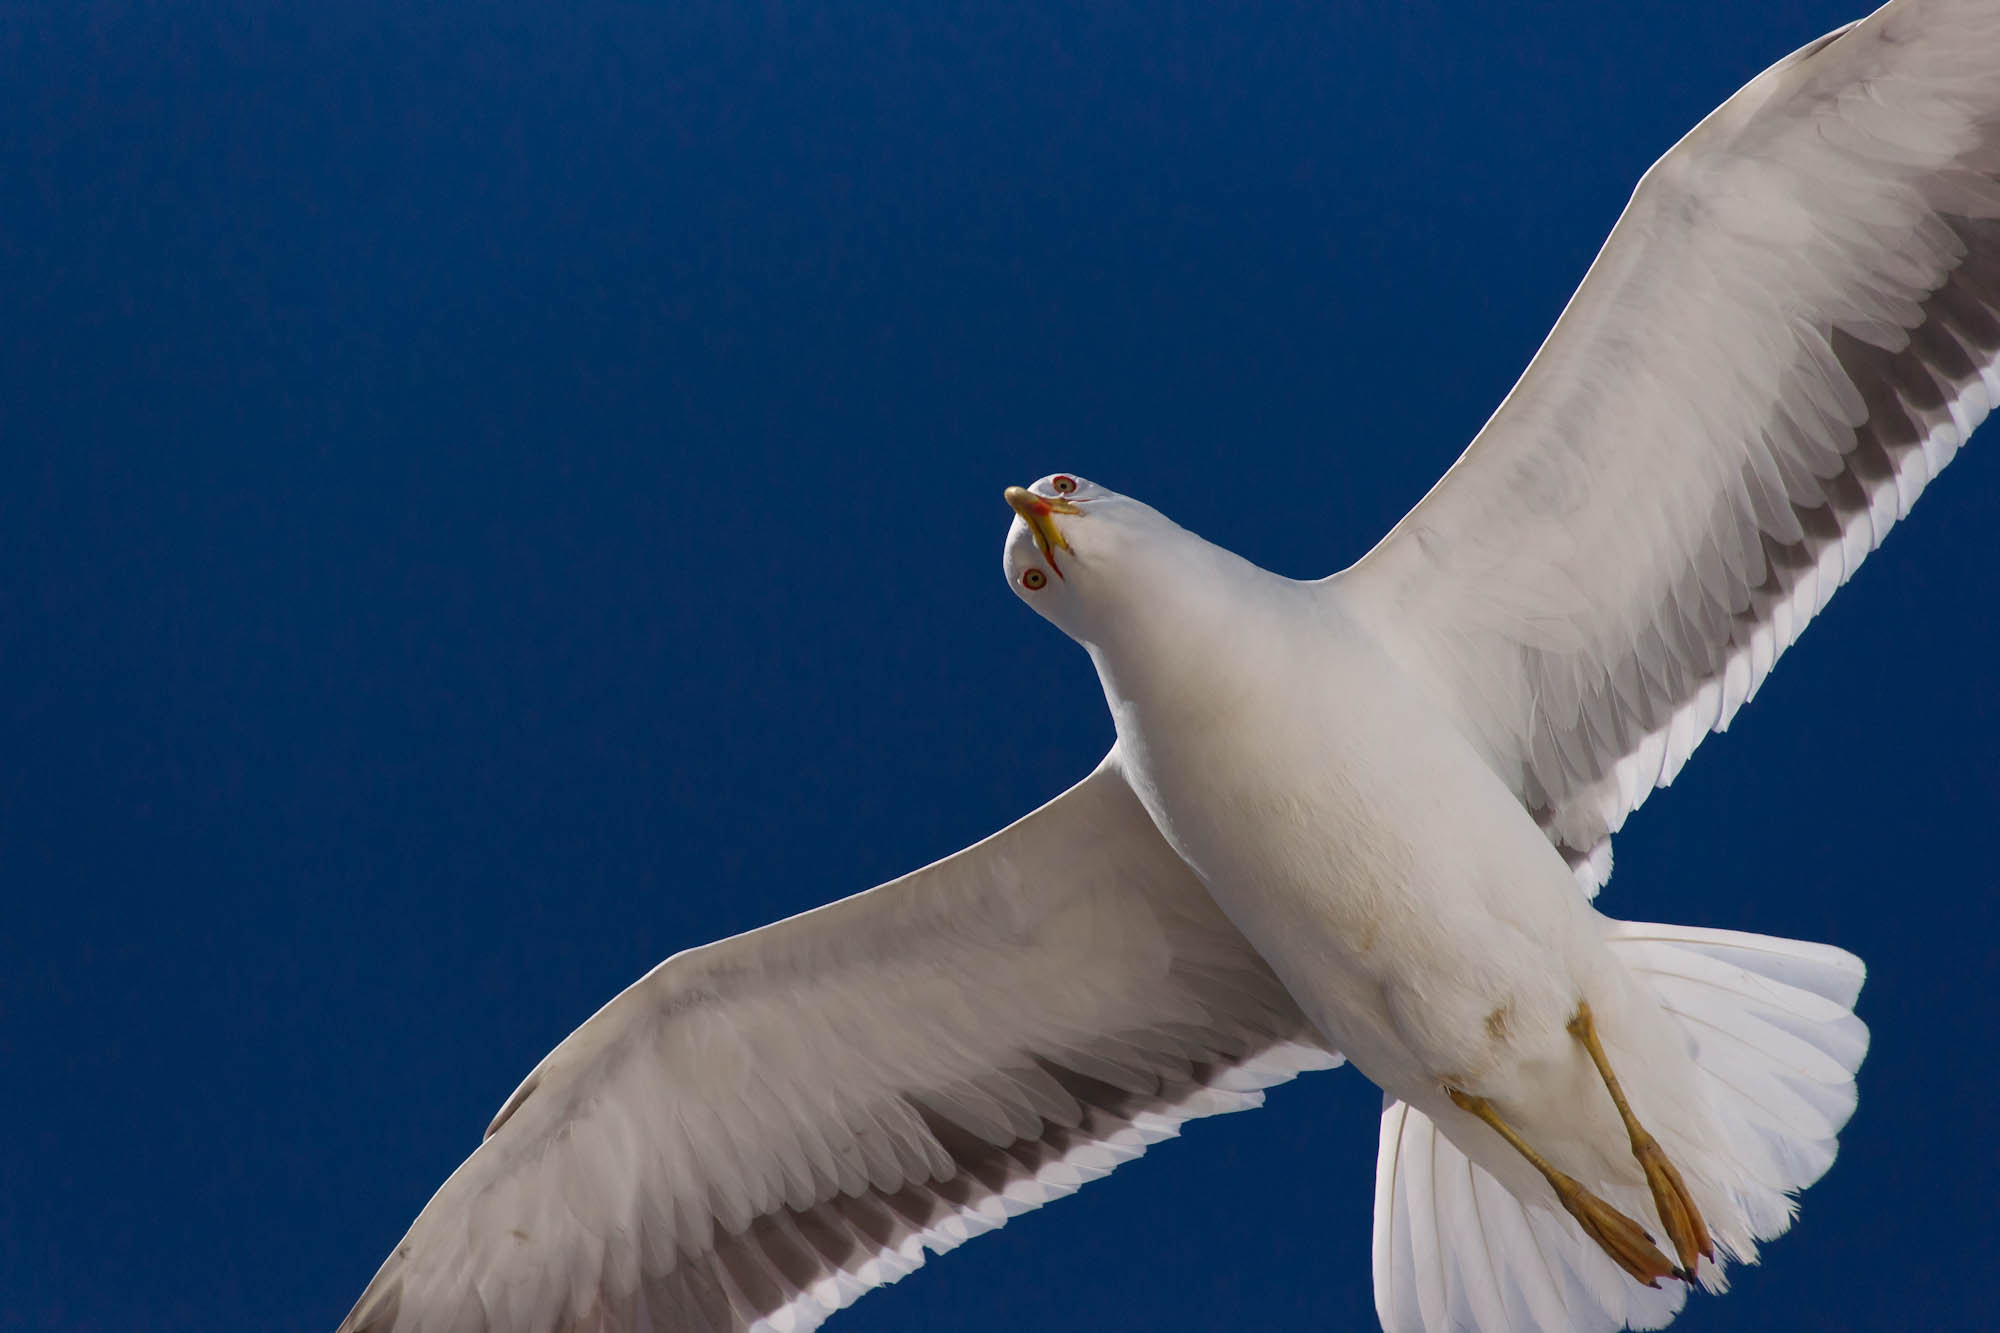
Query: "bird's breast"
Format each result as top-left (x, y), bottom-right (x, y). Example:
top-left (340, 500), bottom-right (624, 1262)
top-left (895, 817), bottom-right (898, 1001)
top-left (1098, 612), bottom-right (1592, 1079)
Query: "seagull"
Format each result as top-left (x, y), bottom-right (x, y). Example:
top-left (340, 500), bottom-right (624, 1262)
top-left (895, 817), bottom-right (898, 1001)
top-left (338, 2), bottom-right (1999, 1329)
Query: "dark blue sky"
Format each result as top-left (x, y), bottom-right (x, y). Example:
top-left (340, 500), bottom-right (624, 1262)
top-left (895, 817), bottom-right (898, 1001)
top-left (6, 1), bottom-right (1996, 1329)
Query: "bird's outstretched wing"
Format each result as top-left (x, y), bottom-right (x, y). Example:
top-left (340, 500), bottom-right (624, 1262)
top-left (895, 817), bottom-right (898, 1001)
top-left (1335, 0), bottom-right (2000, 890)
top-left (338, 753), bottom-right (1335, 1332)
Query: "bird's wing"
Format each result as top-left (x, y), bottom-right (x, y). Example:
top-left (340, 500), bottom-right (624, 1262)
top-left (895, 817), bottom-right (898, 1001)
top-left (1333, 0), bottom-right (2000, 892)
top-left (337, 753), bottom-right (1336, 1333)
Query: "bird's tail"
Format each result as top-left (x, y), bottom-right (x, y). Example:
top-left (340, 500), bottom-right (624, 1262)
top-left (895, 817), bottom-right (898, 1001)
top-left (1371, 921), bottom-right (1867, 1332)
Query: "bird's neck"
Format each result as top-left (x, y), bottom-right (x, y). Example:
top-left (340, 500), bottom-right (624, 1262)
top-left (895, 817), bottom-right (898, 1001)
top-left (1083, 556), bottom-right (1315, 757)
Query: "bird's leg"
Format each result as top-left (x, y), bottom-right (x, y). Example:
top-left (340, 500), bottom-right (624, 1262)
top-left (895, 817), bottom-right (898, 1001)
top-left (1567, 1001), bottom-right (1713, 1278)
top-left (1444, 1086), bottom-right (1678, 1288)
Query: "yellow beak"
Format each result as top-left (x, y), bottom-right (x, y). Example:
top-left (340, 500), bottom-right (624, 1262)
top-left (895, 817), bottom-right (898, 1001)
top-left (1004, 485), bottom-right (1081, 562)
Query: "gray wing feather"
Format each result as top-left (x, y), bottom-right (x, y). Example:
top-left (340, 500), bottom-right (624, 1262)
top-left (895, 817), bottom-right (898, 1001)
top-left (1337, 0), bottom-right (2000, 888)
top-left (337, 754), bottom-right (1335, 1332)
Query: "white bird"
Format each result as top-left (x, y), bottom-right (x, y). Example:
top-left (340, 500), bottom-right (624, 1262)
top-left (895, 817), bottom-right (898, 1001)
top-left (338, 1), bottom-right (2000, 1329)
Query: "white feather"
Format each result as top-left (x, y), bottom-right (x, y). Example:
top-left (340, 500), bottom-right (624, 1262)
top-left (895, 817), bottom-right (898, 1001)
top-left (1372, 923), bottom-right (1865, 1332)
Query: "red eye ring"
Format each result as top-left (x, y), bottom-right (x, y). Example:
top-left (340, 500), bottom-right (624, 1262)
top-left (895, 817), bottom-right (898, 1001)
top-left (1020, 568), bottom-right (1049, 590)
top-left (1051, 475), bottom-right (1078, 495)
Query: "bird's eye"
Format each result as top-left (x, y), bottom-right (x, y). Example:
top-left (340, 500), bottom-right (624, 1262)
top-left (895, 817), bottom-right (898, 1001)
top-left (1020, 568), bottom-right (1048, 591)
top-left (1051, 475), bottom-right (1078, 495)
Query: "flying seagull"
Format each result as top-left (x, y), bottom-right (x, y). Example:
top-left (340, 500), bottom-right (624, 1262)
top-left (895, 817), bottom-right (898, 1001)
top-left (338, 1), bottom-right (1998, 1329)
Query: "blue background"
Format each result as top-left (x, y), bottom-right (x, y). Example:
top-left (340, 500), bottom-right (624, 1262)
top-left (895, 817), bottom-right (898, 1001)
top-left (6, 1), bottom-right (1996, 1329)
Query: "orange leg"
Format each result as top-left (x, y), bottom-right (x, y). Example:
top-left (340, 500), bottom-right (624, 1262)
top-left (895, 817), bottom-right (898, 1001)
top-left (1568, 1001), bottom-right (1714, 1278)
top-left (1445, 1086), bottom-right (1679, 1289)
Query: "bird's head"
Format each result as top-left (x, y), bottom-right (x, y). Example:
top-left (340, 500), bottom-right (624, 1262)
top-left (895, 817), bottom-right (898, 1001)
top-left (1001, 473), bottom-right (1197, 646)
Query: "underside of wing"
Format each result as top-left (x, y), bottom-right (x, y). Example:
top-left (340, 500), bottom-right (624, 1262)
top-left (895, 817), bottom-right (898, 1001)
top-left (337, 755), bottom-right (1337, 1332)
top-left (1335, 0), bottom-right (2000, 889)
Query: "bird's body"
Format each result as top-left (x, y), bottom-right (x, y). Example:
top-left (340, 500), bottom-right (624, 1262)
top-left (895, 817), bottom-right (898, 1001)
top-left (1027, 491), bottom-right (1781, 1314)
top-left (1081, 529), bottom-right (1607, 1125)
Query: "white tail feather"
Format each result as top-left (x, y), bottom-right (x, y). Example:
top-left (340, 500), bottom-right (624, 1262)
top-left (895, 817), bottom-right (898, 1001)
top-left (1372, 922), bottom-right (1867, 1332)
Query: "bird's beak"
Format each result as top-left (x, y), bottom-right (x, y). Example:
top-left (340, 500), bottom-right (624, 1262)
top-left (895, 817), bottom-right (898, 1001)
top-left (1005, 486), bottom-right (1081, 563)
